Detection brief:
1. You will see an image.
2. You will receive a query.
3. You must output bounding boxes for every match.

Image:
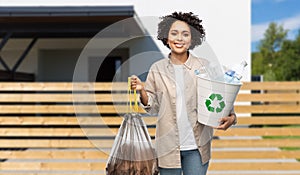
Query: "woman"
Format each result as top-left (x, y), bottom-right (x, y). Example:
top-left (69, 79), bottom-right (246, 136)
top-left (131, 12), bottom-right (237, 175)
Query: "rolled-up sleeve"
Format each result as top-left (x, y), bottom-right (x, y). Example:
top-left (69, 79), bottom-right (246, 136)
top-left (139, 94), bottom-right (152, 111)
top-left (139, 65), bottom-right (159, 114)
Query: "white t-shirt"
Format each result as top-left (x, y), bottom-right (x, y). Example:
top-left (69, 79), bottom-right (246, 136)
top-left (173, 64), bottom-right (198, 151)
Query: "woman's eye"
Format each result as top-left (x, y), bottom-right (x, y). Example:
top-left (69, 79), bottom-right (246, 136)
top-left (171, 33), bottom-right (177, 36)
top-left (183, 33), bottom-right (190, 37)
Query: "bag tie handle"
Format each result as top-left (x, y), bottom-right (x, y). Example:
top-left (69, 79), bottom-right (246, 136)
top-left (128, 77), bottom-right (138, 113)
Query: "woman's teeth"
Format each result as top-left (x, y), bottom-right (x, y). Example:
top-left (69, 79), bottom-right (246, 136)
top-left (175, 43), bottom-right (183, 47)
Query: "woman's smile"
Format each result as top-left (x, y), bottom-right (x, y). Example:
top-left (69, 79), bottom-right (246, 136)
top-left (174, 42), bottom-right (184, 48)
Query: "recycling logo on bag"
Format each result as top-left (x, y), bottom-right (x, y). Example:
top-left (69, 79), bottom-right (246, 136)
top-left (205, 93), bottom-right (226, 113)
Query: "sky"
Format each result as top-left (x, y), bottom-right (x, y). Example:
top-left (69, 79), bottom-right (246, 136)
top-left (251, 0), bottom-right (300, 52)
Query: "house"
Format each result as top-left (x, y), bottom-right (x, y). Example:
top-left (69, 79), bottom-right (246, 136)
top-left (0, 6), bottom-right (163, 82)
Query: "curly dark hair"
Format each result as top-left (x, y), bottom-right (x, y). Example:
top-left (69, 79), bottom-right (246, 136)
top-left (157, 11), bottom-right (205, 50)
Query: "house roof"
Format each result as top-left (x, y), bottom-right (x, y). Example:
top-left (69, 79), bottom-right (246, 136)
top-left (0, 6), bottom-right (135, 17)
top-left (0, 6), bottom-right (143, 38)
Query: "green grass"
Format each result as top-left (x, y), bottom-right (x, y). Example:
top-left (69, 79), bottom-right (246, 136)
top-left (261, 125), bottom-right (300, 161)
top-left (280, 147), bottom-right (300, 151)
top-left (263, 136), bottom-right (300, 139)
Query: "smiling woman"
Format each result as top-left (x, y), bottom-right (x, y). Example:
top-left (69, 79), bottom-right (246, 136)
top-left (130, 11), bottom-right (237, 175)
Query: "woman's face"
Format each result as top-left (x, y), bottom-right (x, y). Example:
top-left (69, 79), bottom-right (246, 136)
top-left (167, 20), bottom-right (191, 55)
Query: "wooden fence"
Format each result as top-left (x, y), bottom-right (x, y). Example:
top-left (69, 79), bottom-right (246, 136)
top-left (0, 81), bottom-right (299, 175)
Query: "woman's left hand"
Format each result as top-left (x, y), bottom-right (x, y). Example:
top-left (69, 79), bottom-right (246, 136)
top-left (215, 113), bottom-right (237, 130)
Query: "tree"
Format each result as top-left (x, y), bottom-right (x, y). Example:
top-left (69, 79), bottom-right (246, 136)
top-left (278, 30), bottom-right (300, 81)
top-left (258, 22), bottom-right (288, 61)
top-left (251, 52), bottom-right (264, 75)
top-left (252, 23), bottom-right (300, 81)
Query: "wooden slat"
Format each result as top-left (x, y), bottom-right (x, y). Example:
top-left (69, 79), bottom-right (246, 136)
top-left (236, 93), bottom-right (300, 102)
top-left (207, 174), bottom-right (295, 175)
top-left (212, 139), bottom-right (300, 148)
top-left (0, 94), bottom-right (135, 103)
top-left (0, 140), bottom-right (97, 148)
top-left (0, 128), bottom-right (156, 137)
top-left (237, 116), bottom-right (300, 125)
top-left (206, 174), bottom-right (295, 175)
top-left (235, 105), bottom-right (300, 113)
top-left (0, 150), bottom-right (108, 159)
top-left (0, 174), bottom-right (103, 175)
top-left (1, 82), bottom-right (299, 91)
top-left (0, 105), bottom-right (146, 114)
top-left (212, 150), bottom-right (300, 159)
top-left (0, 116), bottom-right (157, 125)
top-left (208, 162), bottom-right (300, 171)
top-left (0, 82), bottom-right (128, 91)
top-left (0, 139), bottom-right (299, 148)
top-left (1, 93), bottom-right (298, 103)
top-left (0, 161), bottom-right (299, 171)
top-left (215, 128), bottom-right (300, 136)
top-left (1, 127), bottom-right (300, 137)
top-left (0, 116), bottom-right (80, 125)
top-left (0, 162), bottom-right (104, 171)
top-left (0, 105), bottom-right (299, 114)
top-left (241, 81), bottom-right (300, 90)
top-left (1, 150), bottom-right (300, 159)
top-left (1, 116), bottom-right (299, 125)
top-left (0, 173), bottom-right (293, 175)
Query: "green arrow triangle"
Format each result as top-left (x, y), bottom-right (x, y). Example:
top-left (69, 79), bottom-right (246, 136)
top-left (216, 94), bottom-right (223, 100)
top-left (209, 94), bottom-right (216, 100)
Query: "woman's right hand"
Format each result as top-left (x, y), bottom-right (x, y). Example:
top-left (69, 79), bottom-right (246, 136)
top-left (130, 75), bottom-right (144, 91)
top-left (130, 75), bottom-right (149, 106)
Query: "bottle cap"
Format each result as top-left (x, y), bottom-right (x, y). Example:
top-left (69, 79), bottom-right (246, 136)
top-left (194, 69), bottom-right (200, 75)
top-left (241, 60), bottom-right (248, 67)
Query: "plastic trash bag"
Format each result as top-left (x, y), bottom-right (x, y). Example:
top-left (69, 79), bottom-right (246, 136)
top-left (106, 113), bottom-right (158, 175)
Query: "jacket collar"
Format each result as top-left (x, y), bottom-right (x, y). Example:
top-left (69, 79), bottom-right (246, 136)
top-left (167, 51), bottom-right (193, 70)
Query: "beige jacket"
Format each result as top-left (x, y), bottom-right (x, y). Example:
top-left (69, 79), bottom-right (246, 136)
top-left (143, 53), bottom-right (215, 168)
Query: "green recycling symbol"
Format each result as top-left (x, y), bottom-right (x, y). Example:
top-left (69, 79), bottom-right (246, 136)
top-left (205, 93), bottom-right (226, 113)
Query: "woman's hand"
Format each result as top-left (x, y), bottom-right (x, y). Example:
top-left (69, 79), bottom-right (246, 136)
top-left (130, 75), bottom-right (144, 91)
top-left (130, 75), bottom-right (149, 106)
top-left (215, 113), bottom-right (237, 130)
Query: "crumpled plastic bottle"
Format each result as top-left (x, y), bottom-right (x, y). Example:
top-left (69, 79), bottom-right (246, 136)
top-left (224, 60), bottom-right (247, 84)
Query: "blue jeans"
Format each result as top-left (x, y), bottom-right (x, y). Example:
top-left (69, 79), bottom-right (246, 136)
top-left (159, 149), bottom-right (209, 175)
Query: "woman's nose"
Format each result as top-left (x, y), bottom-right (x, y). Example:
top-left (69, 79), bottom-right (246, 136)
top-left (176, 34), bottom-right (183, 41)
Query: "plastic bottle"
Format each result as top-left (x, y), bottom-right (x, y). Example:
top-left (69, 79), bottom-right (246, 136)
top-left (194, 62), bottom-right (224, 82)
top-left (224, 60), bottom-right (248, 84)
top-left (207, 62), bottom-right (224, 82)
top-left (194, 67), bottom-right (208, 78)
top-left (195, 62), bottom-right (224, 81)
